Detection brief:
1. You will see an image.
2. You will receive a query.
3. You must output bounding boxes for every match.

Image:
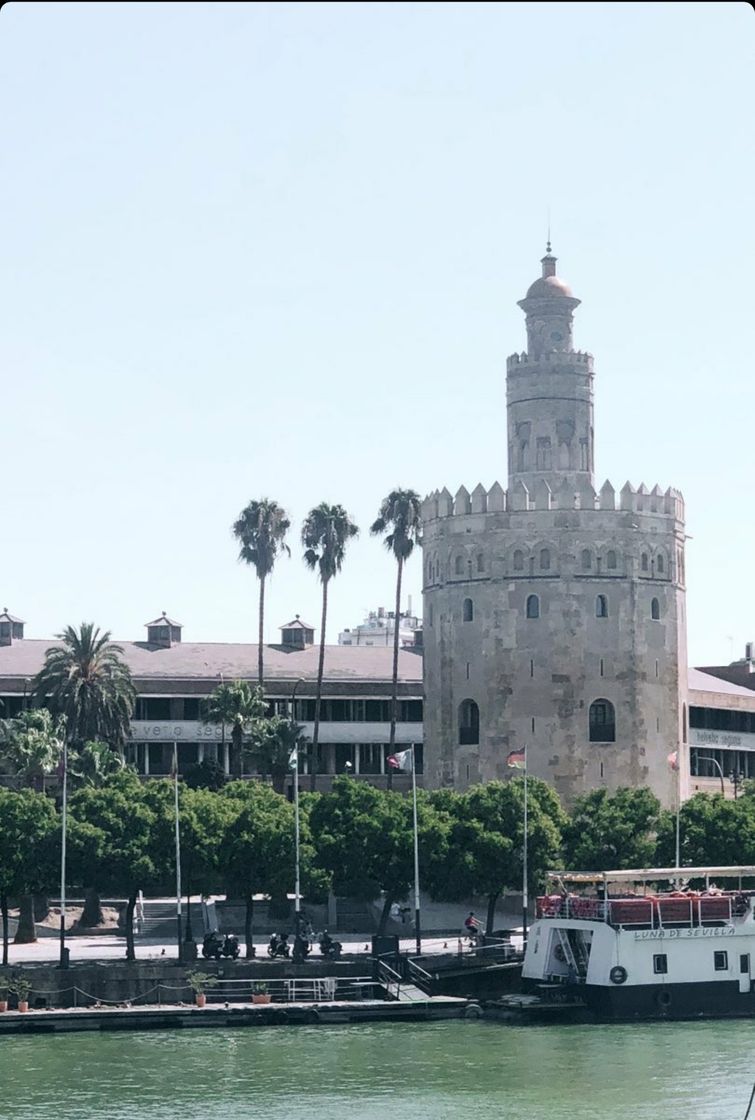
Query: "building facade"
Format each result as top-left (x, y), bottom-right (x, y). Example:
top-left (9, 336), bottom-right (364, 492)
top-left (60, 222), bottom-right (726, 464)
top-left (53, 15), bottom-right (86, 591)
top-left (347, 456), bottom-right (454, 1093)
top-left (0, 613), bottom-right (424, 789)
top-left (338, 605), bottom-right (422, 648)
top-left (421, 248), bottom-right (689, 807)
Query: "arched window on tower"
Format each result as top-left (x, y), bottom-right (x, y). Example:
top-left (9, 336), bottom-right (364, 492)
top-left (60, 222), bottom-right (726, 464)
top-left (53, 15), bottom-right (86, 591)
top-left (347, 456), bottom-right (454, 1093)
top-left (455, 555), bottom-right (464, 576)
top-left (656, 553), bottom-right (665, 575)
top-left (581, 549), bottom-right (592, 571)
top-left (607, 550), bottom-right (617, 570)
top-left (427, 559), bottom-right (433, 583)
top-left (651, 598), bottom-right (661, 621)
top-left (641, 552), bottom-right (649, 572)
top-left (540, 548), bottom-right (551, 571)
top-left (596, 595), bottom-right (608, 618)
top-left (476, 553), bottom-right (485, 573)
top-left (463, 598), bottom-right (474, 623)
top-left (526, 594), bottom-right (540, 619)
top-left (589, 699), bottom-right (616, 743)
top-left (513, 550), bottom-right (524, 572)
top-left (536, 438), bottom-right (552, 471)
top-left (458, 700), bottom-right (480, 745)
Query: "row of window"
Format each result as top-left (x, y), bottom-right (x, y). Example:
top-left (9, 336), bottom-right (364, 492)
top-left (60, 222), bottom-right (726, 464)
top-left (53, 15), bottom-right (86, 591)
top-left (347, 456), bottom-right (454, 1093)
top-left (457, 698), bottom-right (618, 745)
top-left (457, 595), bottom-right (662, 623)
top-left (427, 546), bottom-right (672, 584)
top-left (690, 707), bottom-right (755, 735)
top-left (127, 741), bottom-right (425, 777)
top-left (129, 697), bottom-right (424, 723)
top-left (653, 951), bottom-right (741, 975)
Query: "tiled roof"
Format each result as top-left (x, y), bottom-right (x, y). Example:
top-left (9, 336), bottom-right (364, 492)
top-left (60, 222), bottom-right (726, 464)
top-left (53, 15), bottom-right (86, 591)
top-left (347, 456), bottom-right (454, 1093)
top-left (0, 640), bottom-right (423, 685)
top-left (280, 619), bottom-right (315, 631)
top-left (0, 610), bottom-right (24, 624)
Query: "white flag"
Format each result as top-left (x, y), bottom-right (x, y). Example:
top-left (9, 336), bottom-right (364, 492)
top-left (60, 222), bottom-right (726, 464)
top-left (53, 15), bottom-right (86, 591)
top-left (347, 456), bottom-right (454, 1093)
top-left (288, 747), bottom-right (298, 770)
top-left (387, 748), bottom-right (413, 771)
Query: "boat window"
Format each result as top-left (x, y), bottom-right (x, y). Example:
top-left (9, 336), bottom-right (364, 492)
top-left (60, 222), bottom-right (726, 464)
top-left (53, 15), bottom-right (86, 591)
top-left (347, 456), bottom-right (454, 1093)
top-left (740, 954), bottom-right (750, 975)
top-left (714, 951), bottom-right (728, 972)
top-left (653, 954), bottom-right (667, 975)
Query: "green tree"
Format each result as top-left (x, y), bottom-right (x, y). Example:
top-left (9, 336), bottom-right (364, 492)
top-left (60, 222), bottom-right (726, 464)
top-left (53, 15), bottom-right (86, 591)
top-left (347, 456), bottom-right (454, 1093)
top-left (301, 503), bottom-right (359, 791)
top-left (32, 623), bottom-right (135, 750)
top-left (68, 770), bottom-right (161, 959)
top-left (220, 782), bottom-right (305, 958)
top-left (370, 489), bottom-right (422, 789)
top-left (563, 787), bottom-right (662, 871)
top-left (430, 780), bottom-right (565, 934)
top-left (142, 782), bottom-right (232, 943)
top-left (0, 789), bottom-right (58, 957)
top-left (309, 775), bottom-right (444, 935)
top-left (232, 498), bottom-right (291, 687)
top-left (656, 792), bottom-right (755, 868)
top-left (202, 681), bottom-right (267, 781)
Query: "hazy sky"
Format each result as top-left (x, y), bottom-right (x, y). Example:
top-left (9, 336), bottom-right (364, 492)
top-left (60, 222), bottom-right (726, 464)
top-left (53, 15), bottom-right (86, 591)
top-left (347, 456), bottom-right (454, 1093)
top-left (0, 2), bottom-right (752, 666)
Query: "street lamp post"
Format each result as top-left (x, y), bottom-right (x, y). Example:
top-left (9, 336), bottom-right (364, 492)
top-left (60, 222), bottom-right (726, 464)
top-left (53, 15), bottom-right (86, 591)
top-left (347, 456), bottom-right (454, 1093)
top-left (290, 678), bottom-right (306, 962)
top-left (730, 769), bottom-right (744, 800)
top-left (695, 754), bottom-right (726, 796)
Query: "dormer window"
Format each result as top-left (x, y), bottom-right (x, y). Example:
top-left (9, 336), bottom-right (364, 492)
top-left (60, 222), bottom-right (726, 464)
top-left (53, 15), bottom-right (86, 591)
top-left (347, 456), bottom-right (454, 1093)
top-left (0, 609), bottom-right (25, 646)
top-left (145, 612), bottom-right (183, 647)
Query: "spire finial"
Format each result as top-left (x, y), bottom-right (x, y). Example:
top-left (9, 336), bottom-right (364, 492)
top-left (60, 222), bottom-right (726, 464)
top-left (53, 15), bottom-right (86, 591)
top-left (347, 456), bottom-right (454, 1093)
top-left (546, 206), bottom-right (551, 255)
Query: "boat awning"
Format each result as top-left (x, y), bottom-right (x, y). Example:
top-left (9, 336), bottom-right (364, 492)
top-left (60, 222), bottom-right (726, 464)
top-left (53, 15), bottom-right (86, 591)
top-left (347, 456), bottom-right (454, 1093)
top-left (547, 867), bottom-right (755, 885)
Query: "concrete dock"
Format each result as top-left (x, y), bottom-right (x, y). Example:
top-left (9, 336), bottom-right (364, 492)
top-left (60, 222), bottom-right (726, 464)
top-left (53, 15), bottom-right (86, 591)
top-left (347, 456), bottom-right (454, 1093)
top-left (0, 995), bottom-right (473, 1034)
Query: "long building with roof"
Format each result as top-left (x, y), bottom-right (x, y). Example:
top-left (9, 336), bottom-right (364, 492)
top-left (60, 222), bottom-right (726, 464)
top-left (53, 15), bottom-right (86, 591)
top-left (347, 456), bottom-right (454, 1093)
top-left (0, 609), bottom-right (423, 787)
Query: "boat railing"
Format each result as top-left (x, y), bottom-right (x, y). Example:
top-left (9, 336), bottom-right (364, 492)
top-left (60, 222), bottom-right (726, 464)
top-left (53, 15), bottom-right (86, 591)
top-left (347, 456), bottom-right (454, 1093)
top-left (536, 893), bottom-right (741, 928)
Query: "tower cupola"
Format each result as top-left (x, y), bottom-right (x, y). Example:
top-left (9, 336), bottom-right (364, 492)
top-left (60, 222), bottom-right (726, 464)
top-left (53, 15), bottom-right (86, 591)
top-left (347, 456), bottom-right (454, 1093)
top-left (145, 612), bottom-right (183, 647)
top-left (517, 245), bottom-right (581, 358)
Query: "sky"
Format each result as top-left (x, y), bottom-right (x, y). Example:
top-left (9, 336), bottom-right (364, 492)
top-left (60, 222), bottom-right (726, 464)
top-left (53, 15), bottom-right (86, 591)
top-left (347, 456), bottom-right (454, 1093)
top-left (0, 1), bottom-right (752, 667)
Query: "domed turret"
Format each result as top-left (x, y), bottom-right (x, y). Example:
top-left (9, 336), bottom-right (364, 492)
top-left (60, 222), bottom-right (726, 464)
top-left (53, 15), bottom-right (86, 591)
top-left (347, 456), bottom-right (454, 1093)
top-left (517, 244), bottom-right (581, 358)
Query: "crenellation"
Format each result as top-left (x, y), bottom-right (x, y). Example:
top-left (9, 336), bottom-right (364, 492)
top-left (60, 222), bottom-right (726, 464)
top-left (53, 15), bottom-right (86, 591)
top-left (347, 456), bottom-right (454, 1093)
top-left (599, 479), bottom-right (615, 510)
top-left (437, 487), bottom-right (453, 518)
top-left (454, 485), bottom-right (471, 516)
top-left (510, 480), bottom-right (530, 511)
top-left (487, 481), bottom-right (506, 512)
top-left (471, 483), bottom-right (488, 514)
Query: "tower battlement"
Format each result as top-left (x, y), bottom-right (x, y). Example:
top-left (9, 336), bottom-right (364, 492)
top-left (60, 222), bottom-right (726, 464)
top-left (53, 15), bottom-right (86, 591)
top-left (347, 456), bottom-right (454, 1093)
top-left (421, 480), bottom-right (685, 522)
top-left (506, 349), bottom-right (594, 372)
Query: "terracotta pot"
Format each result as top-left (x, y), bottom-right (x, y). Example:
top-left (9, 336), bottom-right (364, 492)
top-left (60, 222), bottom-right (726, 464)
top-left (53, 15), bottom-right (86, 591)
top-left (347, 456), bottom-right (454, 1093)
top-left (0, 1000), bottom-right (7, 1013)
top-left (252, 994), bottom-right (271, 1005)
top-left (17, 1001), bottom-right (29, 1013)
top-left (195, 993), bottom-right (207, 1008)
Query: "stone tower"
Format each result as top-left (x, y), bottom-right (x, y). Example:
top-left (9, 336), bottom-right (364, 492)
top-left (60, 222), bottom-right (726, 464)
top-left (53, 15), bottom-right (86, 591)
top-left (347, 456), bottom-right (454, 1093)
top-left (421, 248), bottom-right (688, 808)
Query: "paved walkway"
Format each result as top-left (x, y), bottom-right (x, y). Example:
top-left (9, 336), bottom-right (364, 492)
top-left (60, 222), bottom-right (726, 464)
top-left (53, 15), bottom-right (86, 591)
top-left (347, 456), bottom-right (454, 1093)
top-left (3, 932), bottom-right (524, 965)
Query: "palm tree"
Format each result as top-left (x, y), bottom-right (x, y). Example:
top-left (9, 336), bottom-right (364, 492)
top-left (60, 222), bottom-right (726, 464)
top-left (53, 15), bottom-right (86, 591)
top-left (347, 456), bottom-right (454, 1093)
top-left (0, 709), bottom-right (65, 791)
top-left (370, 489), bottom-right (422, 788)
top-left (247, 717), bottom-right (306, 796)
top-left (70, 740), bottom-right (126, 789)
top-left (232, 499), bottom-right (291, 687)
top-left (32, 623), bottom-right (135, 750)
top-left (302, 503), bottom-right (359, 791)
top-left (202, 681), bottom-right (267, 780)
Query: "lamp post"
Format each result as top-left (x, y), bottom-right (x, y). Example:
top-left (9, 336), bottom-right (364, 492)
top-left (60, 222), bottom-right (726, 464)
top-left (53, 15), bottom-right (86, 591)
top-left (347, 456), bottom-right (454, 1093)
top-left (696, 754), bottom-right (726, 796)
top-left (730, 769), bottom-right (744, 800)
top-left (290, 678), bottom-right (306, 962)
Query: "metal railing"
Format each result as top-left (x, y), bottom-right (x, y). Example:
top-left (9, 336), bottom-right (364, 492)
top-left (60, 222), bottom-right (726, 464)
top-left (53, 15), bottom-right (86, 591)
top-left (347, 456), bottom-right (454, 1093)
top-left (536, 893), bottom-right (741, 929)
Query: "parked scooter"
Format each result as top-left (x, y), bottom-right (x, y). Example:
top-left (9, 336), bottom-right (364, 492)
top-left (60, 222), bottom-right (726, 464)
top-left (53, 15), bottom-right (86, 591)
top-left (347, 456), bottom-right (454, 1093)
top-left (318, 931), bottom-right (342, 960)
top-left (202, 930), bottom-right (223, 960)
top-left (268, 933), bottom-right (291, 959)
top-left (221, 933), bottom-right (240, 960)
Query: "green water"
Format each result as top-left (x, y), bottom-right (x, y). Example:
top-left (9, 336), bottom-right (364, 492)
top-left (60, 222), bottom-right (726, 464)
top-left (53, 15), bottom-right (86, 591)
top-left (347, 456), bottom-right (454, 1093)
top-left (2, 1021), bottom-right (753, 1119)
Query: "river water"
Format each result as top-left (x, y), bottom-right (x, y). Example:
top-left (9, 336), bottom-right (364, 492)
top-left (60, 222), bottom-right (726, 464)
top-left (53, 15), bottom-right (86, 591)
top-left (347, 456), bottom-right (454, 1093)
top-left (1, 1021), bottom-right (752, 1119)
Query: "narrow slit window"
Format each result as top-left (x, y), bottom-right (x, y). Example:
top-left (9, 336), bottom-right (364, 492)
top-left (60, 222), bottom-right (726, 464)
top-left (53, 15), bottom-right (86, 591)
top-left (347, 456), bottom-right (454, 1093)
top-left (596, 595), bottom-right (608, 618)
top-left (526, 594), bottom-right (540, 619)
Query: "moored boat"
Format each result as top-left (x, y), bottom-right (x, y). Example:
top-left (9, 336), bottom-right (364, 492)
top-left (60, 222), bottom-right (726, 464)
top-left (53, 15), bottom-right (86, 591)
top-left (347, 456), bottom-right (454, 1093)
top-left (522, 865), bottom-right (755, 1021)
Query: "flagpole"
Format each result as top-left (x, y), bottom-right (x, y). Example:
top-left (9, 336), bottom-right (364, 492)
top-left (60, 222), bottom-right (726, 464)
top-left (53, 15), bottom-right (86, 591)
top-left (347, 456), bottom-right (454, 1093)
top-left (174, 744), bottom-right (183, 961)
top-left (411, 747), bottom-right (421, 957)
top-left (291, 677), bottom-right (305, 962)
top-left (522, 744), bottom-right (529, 946)
top-left (58, 738), bottom-right (68, 969)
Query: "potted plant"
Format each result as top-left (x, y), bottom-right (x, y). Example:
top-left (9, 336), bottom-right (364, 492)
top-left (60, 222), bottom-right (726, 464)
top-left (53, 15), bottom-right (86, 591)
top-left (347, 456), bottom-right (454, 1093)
top-left (8, 977), bottom-right (32, 1013)
top-left (0, 978), bottom-right (8, 1013)
top-left (185, 970), bottom-right (218, 1008)
top-left (252, 981), bottom-right (271, 1005)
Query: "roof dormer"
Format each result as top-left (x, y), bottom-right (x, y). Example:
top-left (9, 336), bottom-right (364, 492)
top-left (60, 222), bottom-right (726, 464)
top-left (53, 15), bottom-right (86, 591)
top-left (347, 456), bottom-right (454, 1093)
top-left (0, 608), bottom-right (24, 647)
top-left (280, 615), bottom-right (315, 649)
top-left (145, 611), bottom-right (182, 648)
